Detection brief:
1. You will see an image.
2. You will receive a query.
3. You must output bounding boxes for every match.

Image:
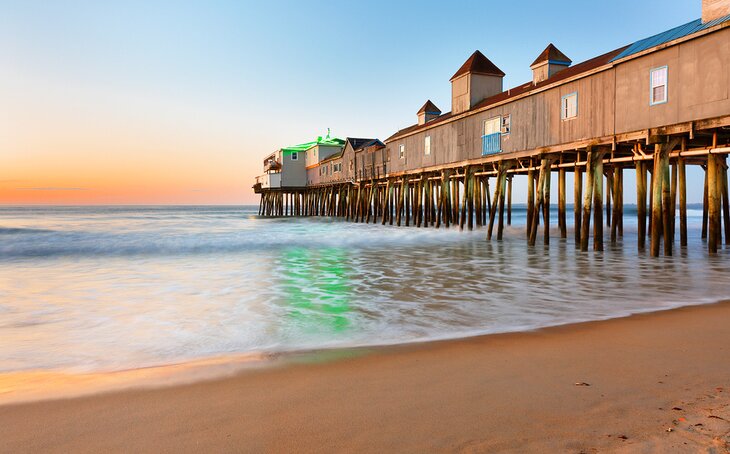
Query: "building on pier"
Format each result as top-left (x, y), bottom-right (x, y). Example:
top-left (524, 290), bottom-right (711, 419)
top-left (385, 4), bottom-right (730, 173)
top-left (306, 138), bottom-right (385, 186)
top-left (254, 132), bottom-right (346, 193)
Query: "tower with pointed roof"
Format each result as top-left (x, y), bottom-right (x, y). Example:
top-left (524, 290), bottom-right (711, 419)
top-left (450, 50), bottom-right (505, 115)
top-left (530, 43), bottom-right (572, 84)
top-left (417, 100), bottom-right (441, 125)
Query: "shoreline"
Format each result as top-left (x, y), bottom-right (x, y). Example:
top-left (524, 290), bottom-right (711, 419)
top-left (1, 301), bottom-right (730, 452)
top-left (0, 298), bottom-right (725, 406)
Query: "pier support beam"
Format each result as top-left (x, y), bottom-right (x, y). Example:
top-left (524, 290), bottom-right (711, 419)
top-left (497, 171), bottom-right (506, 240)
top-left (527, 165), bottom-right (534, 238)
top-left (488, 164), bottom-right (508, 241)
top-left (593, 157), bottom-right (604, 252)
top-left (702, 168), bottom-right (709, 240)
top-left (678, 156), bottom-right (687, 247)
top-left (722, 158), bottom-right (730, 246)
top-left (507, 176), bottom-right (513, 226)
top-left (708, 153), bottom-right (719, 253)
top-left (580, 148), bottom-right (605, 252)
top-left (543, 158), bottom-right (553, 246)
top-left (637, 161), bottom-right (647, 250)
top-left (574, 165), bottom-right (582, 247)
top-left (558, 168), bottom-right (567, 239)
top-left (650, 138), bottom-right (680, 257)
top-left (529, 159), bottom-right (548, 246)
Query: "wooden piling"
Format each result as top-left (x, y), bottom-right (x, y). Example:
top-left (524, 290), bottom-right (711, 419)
top-left (580, 149), bottom-right (596, 252)
top-left (467, 168), bottom-right (475, 231)
top-left (605, 169), bottom-right (612, 228)
top-left (611, 168), bottom-right (619, 245)
top-left (382, 179), bottom-right (391, 225)
top-left (497, 166), bottom-right (508, 241)
top-left (475, 175), bottom-right (482, 228)
top-left (574, 166), bottom-right (582, 247)
top-left (558, 168), bottom-right (566, 239)
top-left (678, 156), bottom-right (687, 247)
top-left (460, 168), bottom-right (469, 230)
top-left (543, 159), bottom-right (553, 245)
top-left (442, 170), bottom-right (451, 229)
top-left (507, 176), bottom-right (513, 226)
top-left (650, 144), bottom-right (664, 257)
top-left (636, 161), bottom-right (647, 250)
top-left (593, 157), bottom-right (604, 252)
top-left (702, 168), bottom-right (708, 240)
top-left (722, 158), bottom-right (730, 246)
top-left (670, 162), bottom-right (678, 243)
top-left (617, 167), bottom-right (624, 238)
top-left (708, 153), bottom-right (719, 253)
top-left (487, 167), bottom-right (503, 241)
top-left (529, 159), bottom-right (548, 246)
top-left (527, 166), bottom-right (535, 238)
top-left (661, 147), bottom-right (672, 256)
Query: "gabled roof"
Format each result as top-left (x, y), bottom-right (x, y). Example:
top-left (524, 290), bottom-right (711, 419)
top-left (345, 137), bottom-right (376, 150)
top-left (356, 139), bottom-right (384, 151)
top-left (319, 138), bottom-right (383, 164)
top-left (611, 14), bottom-right (730, 61)
top-left (530, 43), bottom-right (572, 68)
top-left (417, 100), bottom-right (441, 114)
top-left (450, 50), bottom-right (505, 81)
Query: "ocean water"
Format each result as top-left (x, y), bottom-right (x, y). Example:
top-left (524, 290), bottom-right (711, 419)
top-left (0, 205), bottom-right (728, 374)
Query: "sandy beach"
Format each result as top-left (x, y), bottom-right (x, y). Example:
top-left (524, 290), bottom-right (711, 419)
top-left (1, 301), bottom-right (729, 453)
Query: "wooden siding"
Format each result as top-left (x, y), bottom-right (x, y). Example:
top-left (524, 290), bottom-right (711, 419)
top-left (615, 27), bottom-right (730, 132)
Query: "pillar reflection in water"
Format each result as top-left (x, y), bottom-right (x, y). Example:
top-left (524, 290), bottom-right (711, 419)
top-left (277, 247), bottom-right (352, 336)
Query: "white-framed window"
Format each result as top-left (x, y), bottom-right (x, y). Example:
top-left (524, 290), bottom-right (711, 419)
top-left (483, 117), bottom-right (501, 135)
top-left (333, 163), bottom-right (341, 173)
top-left (399, 144), bottom-right (405, 159)
top-left (561, 92), bottom-right (578, 120)
top-left (501, 115), bottom-right (511, 135)
top-left (424, 136), bottom-right (431, 155)
top-left (650, 66), bottom-right (668, 105)
top-left (290, 152), bottom-right (298, 160)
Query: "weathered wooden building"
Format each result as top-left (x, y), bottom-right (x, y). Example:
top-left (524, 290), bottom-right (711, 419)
top-left (256, 0), bottom-right (730, 256)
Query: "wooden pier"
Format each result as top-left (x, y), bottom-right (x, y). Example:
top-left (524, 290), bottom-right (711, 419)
top-left (255, 6), bottom-right (730, 257)
top-left (258, 120), bottom-right (730, 257)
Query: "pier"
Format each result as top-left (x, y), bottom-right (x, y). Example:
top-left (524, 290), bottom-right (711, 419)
top-left (255, 2), bottom-right (730, 257)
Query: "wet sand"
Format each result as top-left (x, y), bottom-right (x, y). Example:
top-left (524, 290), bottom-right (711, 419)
top-left (1, 302), bottom-right (729, 453)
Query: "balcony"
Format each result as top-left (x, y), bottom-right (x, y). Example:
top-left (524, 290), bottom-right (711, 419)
top-left (264, 160), bottom-right (282, 173)
top-left (482, 133), bottom-right (501, 156)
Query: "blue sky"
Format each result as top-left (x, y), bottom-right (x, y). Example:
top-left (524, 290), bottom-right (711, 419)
top-left (0, 0), bottom-right (705, 203)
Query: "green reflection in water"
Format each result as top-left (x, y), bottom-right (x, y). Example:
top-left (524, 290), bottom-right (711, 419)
top-left (278, 246), bottom-right (352, 335)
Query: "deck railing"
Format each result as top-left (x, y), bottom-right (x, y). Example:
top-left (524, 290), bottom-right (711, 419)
top-left (482, 133), bottom-right (501, 155)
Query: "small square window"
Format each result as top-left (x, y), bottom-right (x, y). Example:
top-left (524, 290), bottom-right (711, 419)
top-left (501, 115), bottom-right (511, 135)
top-left (290, 152), bottom-right (298, 160)
top-left (424, 136), bottom-right (431, 156)
top-left (399, 144), bottom-right (405, 159)
top-left (561, 92), bottom-right (578, 120)
top-left (650, 66), bottom-right (668, 105)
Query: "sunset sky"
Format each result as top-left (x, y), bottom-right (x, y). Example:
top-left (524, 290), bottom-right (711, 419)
top-left (1, 0), bottom-right (701, 205)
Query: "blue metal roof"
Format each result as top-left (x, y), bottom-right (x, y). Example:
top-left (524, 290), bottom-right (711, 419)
top-left (611, 14), bottom-right (730, 62)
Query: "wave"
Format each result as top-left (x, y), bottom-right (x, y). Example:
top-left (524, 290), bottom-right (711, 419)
top-left (0, 220), bottom-right (470, 259)
top-left (0, 227), bottom-right (56, 235)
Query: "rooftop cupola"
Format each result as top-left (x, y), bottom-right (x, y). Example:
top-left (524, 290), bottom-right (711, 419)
top-left (530, 43), bottom-right (572, 85)
top-left (703, 0), bottom-right (730, 23)
top-left (417, 100), bottom-right (441, 125)
top-left (450, 50), bottom-right (505, 115)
